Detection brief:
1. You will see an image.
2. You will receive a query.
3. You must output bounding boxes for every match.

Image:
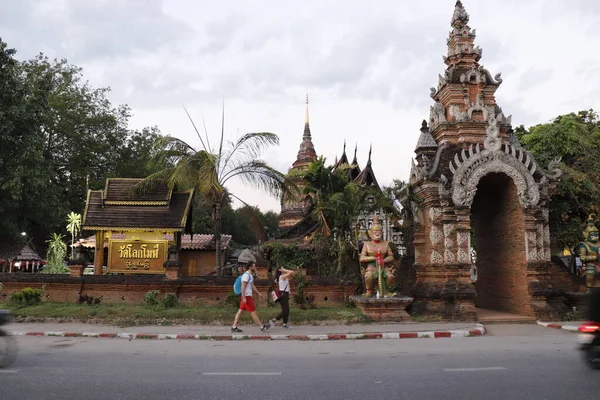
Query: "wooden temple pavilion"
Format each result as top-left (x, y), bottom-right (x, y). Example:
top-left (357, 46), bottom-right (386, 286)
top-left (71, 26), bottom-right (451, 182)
top-left (0, 240), bottom-right (44, 273)
top-left (82, 178), bottom-right (194, 275)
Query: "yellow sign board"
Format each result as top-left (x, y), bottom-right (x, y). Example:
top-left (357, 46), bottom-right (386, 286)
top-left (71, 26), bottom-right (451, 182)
top-left (108, 240), bottom-right (168, 274)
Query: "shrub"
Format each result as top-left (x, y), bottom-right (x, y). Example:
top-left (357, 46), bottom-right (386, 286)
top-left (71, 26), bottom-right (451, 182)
top-left (161, 293), bottom-right (179, 308)
top-left (10, 287), bottom-right (43, 306)
top-left (143, 290), bottom-right (160, 306)
top-left (224, 291), bottom-right (240, 308)
top-left (291, 273), bottom-right (316, 310)
top-left (78, 294), bottom-right (102, 305)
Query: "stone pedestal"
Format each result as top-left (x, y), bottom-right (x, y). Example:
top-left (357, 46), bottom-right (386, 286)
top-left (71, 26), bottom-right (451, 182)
top-left (69, 264), bottom-right (85, 277)
top-left (350, 295), bottom-right (414, 322)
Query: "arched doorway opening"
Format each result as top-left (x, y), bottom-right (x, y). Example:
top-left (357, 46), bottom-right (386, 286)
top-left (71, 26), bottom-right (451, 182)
top-left (470, 172), bottom-right (532, 315)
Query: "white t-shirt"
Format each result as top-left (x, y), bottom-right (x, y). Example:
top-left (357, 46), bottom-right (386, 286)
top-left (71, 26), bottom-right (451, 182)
top-left (242, 271), bottom-right (254, 297)
top-left (279, 278), bottom-right (290, 293)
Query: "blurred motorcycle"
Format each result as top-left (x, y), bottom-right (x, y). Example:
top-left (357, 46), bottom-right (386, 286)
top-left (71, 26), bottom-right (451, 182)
top-left (0, 309), bottom-right (17, 368)
top-left (578, 288), bottom-right (600, 370)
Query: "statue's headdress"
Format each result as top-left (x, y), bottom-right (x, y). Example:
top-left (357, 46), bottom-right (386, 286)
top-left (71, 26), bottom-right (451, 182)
top-left (584, 213), bottom-right (599, 237)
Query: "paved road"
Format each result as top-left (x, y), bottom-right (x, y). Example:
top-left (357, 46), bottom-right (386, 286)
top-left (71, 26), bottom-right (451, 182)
top-left (1, 324), bottom-right (599, 400)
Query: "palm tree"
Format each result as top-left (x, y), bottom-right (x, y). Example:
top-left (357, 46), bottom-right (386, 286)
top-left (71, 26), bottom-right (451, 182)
top-left (66, 212), bottom-right (81, 259)
top-left (140, 106), bottom-right (293, 274)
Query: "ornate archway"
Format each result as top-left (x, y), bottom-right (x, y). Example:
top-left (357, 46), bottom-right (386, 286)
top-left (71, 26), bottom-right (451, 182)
top-left (406, 1), bottom-right (566, 320)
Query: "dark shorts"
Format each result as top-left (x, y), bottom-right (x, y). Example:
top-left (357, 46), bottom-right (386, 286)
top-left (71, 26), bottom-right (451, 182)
top-left (240, 296), bottom-right (256, 312)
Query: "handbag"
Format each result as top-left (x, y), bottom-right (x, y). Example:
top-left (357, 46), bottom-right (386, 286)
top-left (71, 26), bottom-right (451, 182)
top-left (271, 287), bottom-right (281, 302)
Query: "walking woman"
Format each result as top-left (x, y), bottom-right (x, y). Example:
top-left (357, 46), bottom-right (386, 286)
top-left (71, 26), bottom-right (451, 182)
top-left (270, 267), bottom-right (293, 328)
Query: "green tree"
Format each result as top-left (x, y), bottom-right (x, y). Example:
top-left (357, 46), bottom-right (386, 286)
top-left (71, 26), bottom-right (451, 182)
top-left (141, 108), bottom-right (291, 273)
top-left (66, 212), bottom-right (81, 259)
top-left (21, 55), bottom-right (163, 215)
top-left (301, 157), bottom-right (383, 275)
top-left (0, 39), bottom-right (55, 241)
top-left (515, 109), bottom-right (600, 250)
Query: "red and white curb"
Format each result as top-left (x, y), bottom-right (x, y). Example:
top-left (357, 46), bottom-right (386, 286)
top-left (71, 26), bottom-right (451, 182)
top-left (537, 321), bottom-right (579, 332)
top-left (8, 324), bottom-right (486, 341)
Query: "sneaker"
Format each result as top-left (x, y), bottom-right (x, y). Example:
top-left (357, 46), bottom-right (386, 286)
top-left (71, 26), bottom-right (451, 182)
top-left (260, 324), bottom-right (270, 332)
top-left (283, 324), bottom-right (290, 329)
top-left (269, 319), bottom-right (276, 327)
top-left (231, 326), bottom-right (243, 333)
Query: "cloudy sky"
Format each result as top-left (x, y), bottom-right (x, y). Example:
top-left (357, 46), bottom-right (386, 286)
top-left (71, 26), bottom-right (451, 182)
top-left (2, 0), bottom-right (599, 212)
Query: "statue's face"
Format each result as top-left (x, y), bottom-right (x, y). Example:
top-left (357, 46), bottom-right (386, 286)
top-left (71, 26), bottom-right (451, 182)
top-left (589, 231), bottom-right (599, 243)
top-left (370, 228), bottom-right (382, 241)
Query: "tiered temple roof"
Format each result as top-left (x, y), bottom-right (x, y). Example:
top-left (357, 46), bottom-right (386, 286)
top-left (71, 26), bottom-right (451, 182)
top-left (82, 178), bottom-right (194, 232)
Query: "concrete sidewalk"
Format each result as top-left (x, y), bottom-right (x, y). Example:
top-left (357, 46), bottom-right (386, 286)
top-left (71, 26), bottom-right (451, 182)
top-left (5, 321), bottom-right (486, 341)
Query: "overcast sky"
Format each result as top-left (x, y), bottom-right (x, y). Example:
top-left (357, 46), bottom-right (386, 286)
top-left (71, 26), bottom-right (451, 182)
top-left (2, 0), bottom-right (599, 212)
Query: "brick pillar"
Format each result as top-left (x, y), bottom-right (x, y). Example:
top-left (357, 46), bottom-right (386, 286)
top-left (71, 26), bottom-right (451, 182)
top-left (69, 264), bottom-right (85, 277)
top-left (163, 245), bottom-right (181, 280)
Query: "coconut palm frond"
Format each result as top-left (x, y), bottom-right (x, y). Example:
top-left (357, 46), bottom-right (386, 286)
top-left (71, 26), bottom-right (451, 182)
top-left (183, 106), bottom-right (210, 153)
top-left (216, 100), bottom-right (225, 172)
top-left (147, 136), bottom-right (197, 171)
top-left (219, 132), bottom-right (279, 178)
top-left (222, 159), bottom-right (287, 197)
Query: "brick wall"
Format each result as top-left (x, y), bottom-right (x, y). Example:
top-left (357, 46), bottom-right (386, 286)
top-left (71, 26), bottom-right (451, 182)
top-left (0, 274), bottom-right (356, 307)
top-left (471, 173), bottom-right (532, 315)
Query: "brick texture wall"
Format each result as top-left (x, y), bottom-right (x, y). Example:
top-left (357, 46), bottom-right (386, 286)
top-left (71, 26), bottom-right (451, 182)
top-left (471, 173), bottom-right (532, 315)
top-left (0, 274), bottom-right (356, 307)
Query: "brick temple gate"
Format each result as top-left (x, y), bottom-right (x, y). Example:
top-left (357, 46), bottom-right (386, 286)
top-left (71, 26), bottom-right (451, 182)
top-left (406, 1), bottom-right (567, 320)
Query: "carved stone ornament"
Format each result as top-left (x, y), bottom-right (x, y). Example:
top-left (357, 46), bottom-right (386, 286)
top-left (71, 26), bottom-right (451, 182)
top-left (527, 248), bottom-right (538, 262)
top-left (457, 248), bottom-right (470, 263)
top-left (429, 207), bottom-right (442, 221)
top-left (430, 225), bottom-right (443, 245)
top-left (443, 223), bottom-right (455, 238)
top-left (444, 248), bottom-right (455, 263)
top-left (429, 101), bottom-right (447, 130)
top-left (448, 105), bottom-right (468, 122)
top-left (543, 225), bottom-right (550, 246)
top-left (414, 247), bottom-right (420, 261)
top-left (457, 231), bottom-right (469, 246)
top-left (430, 250), bottom-right (443, 264)
top-left (449, 141), bottom-right (541, 208)
top-left (527, 231), bottom-right (537, 246)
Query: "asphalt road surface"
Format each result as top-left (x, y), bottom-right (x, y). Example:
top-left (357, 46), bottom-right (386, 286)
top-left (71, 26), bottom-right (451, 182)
top-left (1, 324), bottom-right (599, 400)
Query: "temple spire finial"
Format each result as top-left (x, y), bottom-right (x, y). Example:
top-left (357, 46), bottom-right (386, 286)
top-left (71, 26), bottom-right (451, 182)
top-left (352, 143), bottom-right (358, 164)
top-left (305, 93), bottom-right (309, 125)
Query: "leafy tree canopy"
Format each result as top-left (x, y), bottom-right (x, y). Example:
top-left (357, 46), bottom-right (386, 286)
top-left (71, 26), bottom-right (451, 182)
top-left (515, 109), bottom-right (600, 249)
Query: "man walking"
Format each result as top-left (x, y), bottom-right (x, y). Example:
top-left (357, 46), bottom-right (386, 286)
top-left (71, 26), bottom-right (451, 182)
top-left (231, 261), bottom-right (270, 333)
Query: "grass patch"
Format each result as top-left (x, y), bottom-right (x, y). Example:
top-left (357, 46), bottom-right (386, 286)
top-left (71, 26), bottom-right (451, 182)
top-left (1, 302), bottom-right (366, 327)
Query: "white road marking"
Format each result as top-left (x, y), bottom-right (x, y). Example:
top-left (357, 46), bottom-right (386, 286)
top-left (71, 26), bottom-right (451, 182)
top-left (0, 369), bottom-right (20, 373)
top-left (444, 367), bottom-right (507, 372)
top-left (202, 372), bottom-right (282, 376)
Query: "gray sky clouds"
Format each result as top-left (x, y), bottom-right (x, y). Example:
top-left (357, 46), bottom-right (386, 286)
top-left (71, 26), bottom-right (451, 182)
top-left (2, 0), bottom-right (599, 212)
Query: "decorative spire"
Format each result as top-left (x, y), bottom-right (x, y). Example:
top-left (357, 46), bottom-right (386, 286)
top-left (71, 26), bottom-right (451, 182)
top-left (352, 143), bottom-right (358, 165)
top-left (451, 1), bottom-right (469, 28)
top-left (367, 143), bottom-right (372, 166)
top-left (305, 93), bottom-right (309, 126)
top-left (416, 120), bottom-right (438, 150)
top-left (444, 0), bottom-right (481, 67)
top-left (303, 93), bottom-right (311, 139)
top-left (293, 94), bottom-right (317, 169)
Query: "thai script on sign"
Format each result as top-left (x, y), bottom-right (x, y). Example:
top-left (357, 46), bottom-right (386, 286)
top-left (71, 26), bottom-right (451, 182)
top-left (126, 260), bottom-right (150, 270)
top-left (118, 243), bottom-right (160, 259)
